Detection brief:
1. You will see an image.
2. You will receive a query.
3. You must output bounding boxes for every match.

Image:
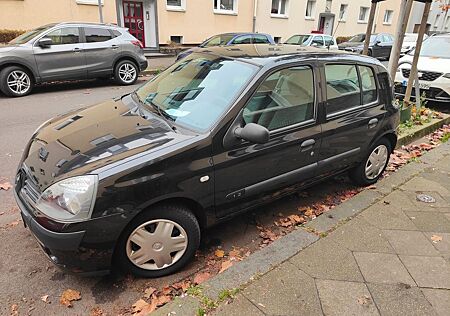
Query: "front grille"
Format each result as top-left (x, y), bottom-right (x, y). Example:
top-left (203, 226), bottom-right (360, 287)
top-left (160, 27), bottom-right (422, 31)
top-left (18, 166), bottom-right (41, 204)
top-left (401, 69), bottom-right (443, 81)
top-left (394, 85), bottom-right (450, 101)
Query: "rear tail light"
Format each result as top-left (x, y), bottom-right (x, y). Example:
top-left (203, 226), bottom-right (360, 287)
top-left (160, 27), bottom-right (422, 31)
top-left (131, 40), bottom-right (144, 49)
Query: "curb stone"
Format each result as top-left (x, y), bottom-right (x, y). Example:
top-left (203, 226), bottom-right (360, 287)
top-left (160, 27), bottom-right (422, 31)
top-left (396, 115), bottom-right (450, 148)
top-left (151, 136), bottom-right (450, 316)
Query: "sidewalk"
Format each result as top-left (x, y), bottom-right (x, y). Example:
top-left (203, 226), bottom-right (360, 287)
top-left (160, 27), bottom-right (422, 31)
top-left (214, 143), bottom-right (450, 315)
top-left (155, 141), bottom-right (450, 316)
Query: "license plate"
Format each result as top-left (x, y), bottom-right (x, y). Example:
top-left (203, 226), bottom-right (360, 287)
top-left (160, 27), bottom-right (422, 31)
top-left (401, 80), bottom-right (430, 90)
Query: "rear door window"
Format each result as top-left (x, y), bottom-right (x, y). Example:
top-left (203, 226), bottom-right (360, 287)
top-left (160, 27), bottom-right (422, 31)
top-left (84, 27), bottom-right (113, 43)
top-left (359, 65), bottom-right (377, 104)
top-left (232, 35), bottom-right (253, 44)
top-left (324, 36), bottom-right (335, 46)
top-left (325, 64), bottom-right (361, 115)
top-left (253, 34), bottom-right (271, 44)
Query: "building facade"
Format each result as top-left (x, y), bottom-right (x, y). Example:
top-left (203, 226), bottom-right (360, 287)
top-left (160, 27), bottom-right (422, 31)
top-left (407, 0), bottom-right (450, 34)
top-left (1, 0), bottom-right (402, 50)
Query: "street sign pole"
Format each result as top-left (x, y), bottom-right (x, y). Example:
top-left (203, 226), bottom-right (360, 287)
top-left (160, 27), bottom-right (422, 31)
top-left (98, 0), bottom-right (104, 23)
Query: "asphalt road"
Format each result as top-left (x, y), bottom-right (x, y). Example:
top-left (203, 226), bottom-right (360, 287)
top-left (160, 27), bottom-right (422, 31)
top-left (0, 72), bottom-right (447, 315)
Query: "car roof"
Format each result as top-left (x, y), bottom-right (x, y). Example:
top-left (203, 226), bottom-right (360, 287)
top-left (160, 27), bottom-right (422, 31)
top-left (215, 32), bottom-right (270, 37)
top-left (53, 22), bottom-right (123, 29)
top-left (193, 44), bottom-right (381, 67)
top-left (290, 34), bottom-right (334, 37)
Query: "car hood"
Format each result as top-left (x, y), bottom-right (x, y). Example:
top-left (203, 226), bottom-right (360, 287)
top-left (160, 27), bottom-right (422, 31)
top-left (21, 96), bottom-right (196, 190)
top-left (338, 42), bottom-right (364, 48)
top-left (398, 55), bottom-right (450, 73)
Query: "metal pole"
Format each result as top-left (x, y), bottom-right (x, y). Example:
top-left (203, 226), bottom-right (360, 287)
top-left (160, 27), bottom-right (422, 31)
top-left (98, 0), bottom-right (104, 23)
top-left (387, 0), bottom-right (413, 80)
top-left (403, 1), bottom-right (432, 106)
top-left (252, 0), bottom-right (258, 33)
top-left (362, 1), bottom-right (377, 55)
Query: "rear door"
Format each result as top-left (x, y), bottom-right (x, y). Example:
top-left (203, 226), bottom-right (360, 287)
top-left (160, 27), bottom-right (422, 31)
top-left (33, 27), bottom-right (87, 80)
top-left (213, 63), bottom-right (322, 217)
top-left (82, 27), bottom-right (120, 78)
top-left (318, 62), bottom-right (386, 174)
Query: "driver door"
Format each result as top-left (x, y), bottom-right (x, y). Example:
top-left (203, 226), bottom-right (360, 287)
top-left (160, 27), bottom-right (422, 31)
top-left (212, 64), bottom-right (322, 218)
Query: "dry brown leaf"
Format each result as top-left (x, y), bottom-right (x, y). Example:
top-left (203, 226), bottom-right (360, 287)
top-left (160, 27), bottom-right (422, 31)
top-left (60, 289), bottom-right (81, 307)
top-left (90, 307), bottom-right (104, 316)
top-left (193, 271), bottom-right (211, 285)
top-left (154, 294), bottom-right (171, 306)
top-left (228, 249), bottom-right (241, 259)
top-left (357, 295), bottom-right (371, 306)
top-left (6, 221), bottom-right (19, 228)
top-left (219, 260), bottom-right (233, 273)
top-left (10, 304), bottom-right (18, 316)
top-left (161, 286), bottom-right (172, 296)
top-left (214, 249), bottom-right (225, 258)
top-left (0, 181), bottom-right (12, 191)
top-left (132, 299), bottom-right (149, 314)
top-left (172, 280), bottom-right (191, 292)
top-left (143, 287), bottom-right (156, 299)
top-left (41, 295), bottom-right (50, 304)
top-left (135, 301), bottom-right (157, 316)
top-left (431, 235), bottom-right (443, 243)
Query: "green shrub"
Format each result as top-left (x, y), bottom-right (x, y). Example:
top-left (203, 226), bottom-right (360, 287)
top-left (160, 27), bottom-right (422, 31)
top-left (336, 36), bottom-right (352, 44)
top-left (0, 29), bottom-right (26, 43)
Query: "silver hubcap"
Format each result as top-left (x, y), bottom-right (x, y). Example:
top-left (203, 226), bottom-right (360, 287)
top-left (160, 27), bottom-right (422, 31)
top-left (7, 70), bottom-right (31, 94)
top-left (126, 219), bottom-right (188, 270)
top-left (118, 63), bottom-right (137, 83)
top-left (365, 145), bottom-right (389, 180)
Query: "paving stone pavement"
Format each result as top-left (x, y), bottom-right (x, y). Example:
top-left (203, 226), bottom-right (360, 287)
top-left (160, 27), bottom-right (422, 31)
top-left (210, 144), bottom-right (450, 316)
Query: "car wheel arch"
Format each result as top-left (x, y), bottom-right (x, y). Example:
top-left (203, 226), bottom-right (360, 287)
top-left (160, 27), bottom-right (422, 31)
top-left (0, 62), bottom-right (37, 83)
top-left (369, 132), bottom-right (397, 154)
top-left (113, 55), bottom-right (139, 72)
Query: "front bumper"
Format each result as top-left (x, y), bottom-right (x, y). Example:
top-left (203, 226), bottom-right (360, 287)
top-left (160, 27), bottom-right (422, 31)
top-left (14, 189), bottom-right (112, 275)
top-left (138, 55), bottom-right (148, 72)
top-left (394, 71), bottom-right (450, 103)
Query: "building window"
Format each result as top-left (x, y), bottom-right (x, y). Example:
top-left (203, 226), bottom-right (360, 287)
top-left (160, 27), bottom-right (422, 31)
top-left (214, 0), bottom-right (237, 14)
top-left (271, 0), bottom-right (288, 17)
top-left (325, 0), bottom-right (332, 12)
top-left (170, 35), bottom-right (183, 44)
top-left (433, 14), bottom-right (440, 28)
top-left (339, 4), bottom-right (348, 21)
top-left (76, 0), bottom-right (103, 5)
top-left (166, 0), bottom-right (185, 11)
top-left (383, 10), bottom-right (393, 24)
top-left (358, 6), bottom-right (369, 23)
top-left (305, 0), bottom-right (316, 19)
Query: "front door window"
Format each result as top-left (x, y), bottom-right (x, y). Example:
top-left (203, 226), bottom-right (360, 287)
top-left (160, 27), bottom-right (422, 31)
top-left (123, 1), bottom-right (145, 46)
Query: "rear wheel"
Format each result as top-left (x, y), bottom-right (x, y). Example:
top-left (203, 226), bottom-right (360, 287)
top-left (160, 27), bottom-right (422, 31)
top-left (115, 204), bottom-right (201, 278)
top-left (349, 138), bottom-right (392, 186)
top-left (114, 60), bottom-right (138, 85)
top-left (0, 66), bottom-right (34, 97)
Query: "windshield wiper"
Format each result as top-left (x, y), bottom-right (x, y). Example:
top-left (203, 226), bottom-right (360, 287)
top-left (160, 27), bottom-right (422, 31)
top-left (131, 92), bottom-right (178, 131)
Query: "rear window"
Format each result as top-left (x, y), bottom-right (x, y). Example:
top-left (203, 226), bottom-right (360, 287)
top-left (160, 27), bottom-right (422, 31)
top-left (84, 27), bottom-right (113, 43)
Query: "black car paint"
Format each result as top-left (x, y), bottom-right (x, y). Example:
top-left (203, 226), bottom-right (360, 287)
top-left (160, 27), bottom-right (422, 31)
top-left (14, 45), bottom-right (399, 274)
top-left (338, 34), bottom-right (393, 59)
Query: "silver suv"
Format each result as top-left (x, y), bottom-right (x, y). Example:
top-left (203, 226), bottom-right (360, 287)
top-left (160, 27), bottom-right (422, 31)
top-left (0, 22), bottom-right (148, 97)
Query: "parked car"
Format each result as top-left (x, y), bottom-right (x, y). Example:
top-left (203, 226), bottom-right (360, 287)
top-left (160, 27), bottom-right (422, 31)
top-left (400, 33), bottom-right (429, 55)
top-left (0, 22), bottom-right (148, 97)
top-left (395, 33), bottom-right (450, 103)
top-left (338, 33), bottom-right (394, 59)
top-left (175, 32), bottom-right (275, 60)
top-left (15, 45), bottom-right (398, 277)
top-left (284, 34), bottom-right (339, 50)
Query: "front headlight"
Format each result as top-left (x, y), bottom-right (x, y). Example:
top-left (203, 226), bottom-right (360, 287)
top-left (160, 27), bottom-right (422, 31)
top-left (443, 73), bottom-right (450, 79)
top-left (36, 175), bottom-right (98, 222)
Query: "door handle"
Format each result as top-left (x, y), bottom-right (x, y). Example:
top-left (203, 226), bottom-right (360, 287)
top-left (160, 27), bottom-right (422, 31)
top-left (111, 45), bottom-right (119, 49)
top-left (368, 118), bottom-right (379, 128)
top-left (300, 139), bottom-right (316, 151)
top-left (72, 47), bottom-right (82, 53)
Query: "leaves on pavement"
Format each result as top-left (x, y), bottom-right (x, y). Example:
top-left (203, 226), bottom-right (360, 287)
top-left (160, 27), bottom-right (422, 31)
top-left (431, 235), bottom-right (443, 243)
top-left (193, 271), bottom-right (212, 285)
top-left (143, 287), bottom-right (156, 299)
top-left (214, 249), bottom-right (225, 258)
top-left (41, 295), bottom-right (50, 304)
top-left (59, 289), bottom-right (81, 307)
top-left (0, 180), bottom-right (12, 191)
top-left (90, 307), bottom-right (104, 316)
top-left (219, 260), bottom-right (233, 273)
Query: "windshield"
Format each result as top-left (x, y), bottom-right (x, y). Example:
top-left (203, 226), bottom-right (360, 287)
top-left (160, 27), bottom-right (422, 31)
top-left (285, 35), bottom-right (311, 45)
top-left (349, 34), bottom-right (365, 42)
top-left (408, 36), bottom-right (450, 58)
top-left (136, 53), bottom-right (258, 131)
top-left (9, 26), bottom-right (52, 44)
top-left (201, 34), bottom-right (236, 47)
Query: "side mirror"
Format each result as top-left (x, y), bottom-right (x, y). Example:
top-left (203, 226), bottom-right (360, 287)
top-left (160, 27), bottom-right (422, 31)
top-left (38, 38), bottom-right (52, 48)
top-left (234, 123), bottom-right (269, 144)
top-left (311, 43), bottom-right (318, 47)
top-left (376, 40), bottom-right (381, 45)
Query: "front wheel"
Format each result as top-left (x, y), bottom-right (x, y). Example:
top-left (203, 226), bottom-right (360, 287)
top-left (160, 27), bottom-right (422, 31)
top-left (115, 204), bottom-right (201, 278)
top-left (0, 66), bottom-right (34, 97)
top-left (349, 138), bottom-right (392, 186)
top-left (114, 60), bottom-right (138, 85)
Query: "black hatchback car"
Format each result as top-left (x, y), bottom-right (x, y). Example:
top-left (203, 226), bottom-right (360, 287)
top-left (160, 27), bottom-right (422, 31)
top-left (14, 45), bottom-right (399, 277)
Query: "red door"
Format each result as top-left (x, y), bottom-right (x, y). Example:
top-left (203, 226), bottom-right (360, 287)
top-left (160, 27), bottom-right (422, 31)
top-left (123, 1), bottom-right (145, 46)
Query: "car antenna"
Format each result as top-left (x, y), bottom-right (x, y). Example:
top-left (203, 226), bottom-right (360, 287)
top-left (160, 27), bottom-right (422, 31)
top-left (328, 19), bottom-right (342, 51)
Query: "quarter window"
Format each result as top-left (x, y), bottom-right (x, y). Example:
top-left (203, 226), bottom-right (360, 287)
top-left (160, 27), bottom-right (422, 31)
top-left (243, 66), bottom-right (315, 131)
top-left (84, 27), bottom-right (113, 43)
top-left (325, 64), bottom-right (360, 114)
top-left (46, 27), bottom-right (80, 45)
top-left (359, 65), bottom-right (377, 104)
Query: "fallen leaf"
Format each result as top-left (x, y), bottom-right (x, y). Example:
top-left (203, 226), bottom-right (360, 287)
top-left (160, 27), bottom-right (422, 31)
top-left (228, 248), bottom-right (242, 260)
top-left (193, 271), bottom-right (211, 285)
top-left (172, 280), bottom-right (191, 292)
top-left (154, 294), bottom-right (171, 306)
top-left (132, 299), bottom-right (157, 315)
top-left (214, 249), bottom-right (225, 258)
top-left (90, 307), bottom-right (104, 316)
top-left (0, 181), bottom-right (12, 191)
top-left (41, 295), bottom-right (50, 304)
top-left (219, 260), bottom-right (233, 273)
top-left (367, 185), bottom-right (377, 190)
top-left (357, 295), bottom-right (372, 306)
top-left (143, 287), bottom-right (156, 299)
top-left (5, 221), bottom-right (19, 228)
top-left (10, 304), bottom-right (18, 316)
top-left (59, 289), bottom-right (81, 307)
top-left (431, 235), bottom-right (443, 243)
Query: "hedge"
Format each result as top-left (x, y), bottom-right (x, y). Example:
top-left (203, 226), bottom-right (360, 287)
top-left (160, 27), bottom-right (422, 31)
top-left (0, 29), bottom-right (26, 44)
top-left (336, 36), bottom-right (352, 44)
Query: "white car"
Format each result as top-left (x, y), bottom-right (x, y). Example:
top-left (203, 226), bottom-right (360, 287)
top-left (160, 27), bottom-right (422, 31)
top-left (395, 33), bottom-right (450, 103)
top-left (400, 33), bottom-right (429, 55)
top-left (284, 34), bottom-right (339, 50)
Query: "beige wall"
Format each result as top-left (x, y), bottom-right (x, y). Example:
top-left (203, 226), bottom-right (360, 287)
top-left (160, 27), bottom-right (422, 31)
top-left (0, 0), bottom-right (117, 30)
top-left (156, 0), bottom-right (254, 45)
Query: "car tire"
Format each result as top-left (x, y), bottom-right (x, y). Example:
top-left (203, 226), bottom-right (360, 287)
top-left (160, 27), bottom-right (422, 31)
top-left (0, 66), bottom-right (34, 97)
top-left (114, 60), bottom-right (138, 85)
top-left (115, 204), bottom-right (201, 278)
top-left (349, 138), bottom-right (392, 186)
top-left (367, 49), bottom-right (373, 57)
